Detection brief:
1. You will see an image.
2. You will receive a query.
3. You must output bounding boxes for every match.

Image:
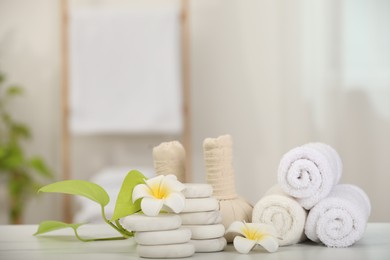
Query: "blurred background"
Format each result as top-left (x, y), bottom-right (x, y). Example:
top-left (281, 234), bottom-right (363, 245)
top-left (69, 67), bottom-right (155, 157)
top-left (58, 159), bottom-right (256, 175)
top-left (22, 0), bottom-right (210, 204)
top-left (0, 0), bottom-right (389, 224)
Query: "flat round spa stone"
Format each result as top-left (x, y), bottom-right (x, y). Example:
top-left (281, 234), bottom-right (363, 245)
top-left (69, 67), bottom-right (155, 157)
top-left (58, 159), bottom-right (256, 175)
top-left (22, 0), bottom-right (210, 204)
top-left (183, 183), bottom-right (213, 198)
top-left (122, 214), bottom-right (181, 232)
top-left (182, 224), bottom-right (226, 239)
top-left (179, 210), bottom-right (222, 225)
top-left (182, 197), bottom-right (219, 213)
top-left (190, 237), bottom-right (227, 252)
top-left (137, 243), bottom-right (195, 258)
top-left (135, 228), bottom-right (192, 245)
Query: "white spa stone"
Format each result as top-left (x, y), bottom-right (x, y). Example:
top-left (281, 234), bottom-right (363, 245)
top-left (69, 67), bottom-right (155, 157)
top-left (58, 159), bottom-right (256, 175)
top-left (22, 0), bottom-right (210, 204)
top-left (182, 224), bottom-right (226, 240)
top-left (137, 243), bottom-right (195, 258)
top-left (182, 197), bottom-right (219, 213)
top-left (122, 214), bottom-right (181, 232)
top-left (183, 183), bottom-right (213, 198)
top-left (135, 228), bottom-right (192, 245)
top-left (190, 237), bottom-right (227, 252)
top-left (179, 210), bottom-right (222, 225)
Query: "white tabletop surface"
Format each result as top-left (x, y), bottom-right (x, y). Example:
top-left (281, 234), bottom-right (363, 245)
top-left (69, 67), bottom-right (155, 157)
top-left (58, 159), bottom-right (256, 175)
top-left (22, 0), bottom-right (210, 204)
top-left (0, 223), bottom-right (389, 260)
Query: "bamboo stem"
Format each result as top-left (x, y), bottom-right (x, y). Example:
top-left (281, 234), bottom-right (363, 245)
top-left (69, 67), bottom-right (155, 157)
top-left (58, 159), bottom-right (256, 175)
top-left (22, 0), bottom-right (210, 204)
top-left (60, 0), bottom-right (72, 223)
top-left (180, 0), bottom-right (192, 182)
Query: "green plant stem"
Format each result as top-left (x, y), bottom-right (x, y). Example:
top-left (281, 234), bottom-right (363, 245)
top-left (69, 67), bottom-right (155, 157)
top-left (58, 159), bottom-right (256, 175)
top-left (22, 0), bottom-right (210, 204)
top-left (100, 206), bottom-right (132, 238)
top-left (115, 219), bottom-right (134, 237)
top-left (73, 228), bottom-right (127, 242)
top-left (71, 205), bottom-right (133, 242)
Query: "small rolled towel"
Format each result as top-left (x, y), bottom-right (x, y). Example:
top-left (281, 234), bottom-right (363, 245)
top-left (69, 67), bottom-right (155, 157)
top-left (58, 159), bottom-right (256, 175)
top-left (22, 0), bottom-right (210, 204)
top-left (305, 184), bottom-right (371, 247)
top-left (252, 185), bottom-right (307, 246)
top-left (278, 142), bottom-right (342, 209)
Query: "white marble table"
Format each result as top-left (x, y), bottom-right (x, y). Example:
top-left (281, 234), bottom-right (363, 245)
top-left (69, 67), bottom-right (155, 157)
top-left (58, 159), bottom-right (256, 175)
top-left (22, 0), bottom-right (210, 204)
top-left (0, 223), bottom-right (389, 260)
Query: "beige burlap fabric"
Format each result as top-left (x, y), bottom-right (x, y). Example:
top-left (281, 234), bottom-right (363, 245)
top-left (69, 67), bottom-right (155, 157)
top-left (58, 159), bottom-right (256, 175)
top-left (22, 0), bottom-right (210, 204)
top-left (203, 135), bottom-right (253, 242)
top-left (153, 141), bottom-right (186, 182)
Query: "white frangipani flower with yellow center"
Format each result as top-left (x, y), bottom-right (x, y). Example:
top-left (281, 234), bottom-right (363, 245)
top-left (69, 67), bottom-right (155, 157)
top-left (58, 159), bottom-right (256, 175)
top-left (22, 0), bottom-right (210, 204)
top-left (132, 174), bottom-right (186, 216)
top-left (226, 221), bottom-right (279, 253)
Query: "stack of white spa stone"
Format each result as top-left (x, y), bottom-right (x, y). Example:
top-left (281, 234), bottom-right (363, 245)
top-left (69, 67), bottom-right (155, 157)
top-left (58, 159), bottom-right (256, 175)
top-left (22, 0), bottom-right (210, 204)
top-left (123, 214), bottom-right (195, 258)
top-left (181, 184), bottom-right (227, 253)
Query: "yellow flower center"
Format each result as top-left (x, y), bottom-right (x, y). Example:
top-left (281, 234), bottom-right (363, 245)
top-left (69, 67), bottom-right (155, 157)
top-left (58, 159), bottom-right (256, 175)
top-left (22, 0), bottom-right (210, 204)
top-left (242, 225), bottom-right (265, 241)
top-left (149, 183), bottom-right (170, 199)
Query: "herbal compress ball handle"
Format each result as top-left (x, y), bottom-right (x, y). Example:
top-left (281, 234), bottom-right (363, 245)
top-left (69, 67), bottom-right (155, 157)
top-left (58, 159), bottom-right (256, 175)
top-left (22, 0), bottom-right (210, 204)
top-left (203, 135), bottom-right (253, 242)
top-left (153, 141), bottom-right (186, 182)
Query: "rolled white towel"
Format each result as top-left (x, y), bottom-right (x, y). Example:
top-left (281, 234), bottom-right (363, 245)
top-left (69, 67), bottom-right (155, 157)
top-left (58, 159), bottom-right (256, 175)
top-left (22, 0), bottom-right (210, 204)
top-left (305, 184), bottom-right (371, 247)
top-left (278, 143), bottom-right (342, 209)
top-left (252, 185), bottom-right (307, 246)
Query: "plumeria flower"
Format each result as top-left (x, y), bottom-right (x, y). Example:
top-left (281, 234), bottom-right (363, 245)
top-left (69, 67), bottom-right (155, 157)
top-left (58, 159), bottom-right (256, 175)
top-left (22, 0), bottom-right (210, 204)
top-left (226, 221), bottom-right (279, 253)
top-left (132, 174), bottom-right (186, 216)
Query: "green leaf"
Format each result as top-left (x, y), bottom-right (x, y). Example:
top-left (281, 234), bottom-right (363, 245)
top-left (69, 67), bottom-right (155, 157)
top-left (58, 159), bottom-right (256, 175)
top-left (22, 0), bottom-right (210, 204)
top-left (0, 145), bottom-right (24, 170)
top-left (6, 86), bottom-right (23, 96)
top-left (111, 170), bottom-right (147, 221)
top-left (34, 220), bottom-right (84, 236)
top-left (0, 71), bottom-right (5, 84)
top-left (11, 123), bottom-right (30, 139)
top-left (1, 112), bottom-right (12, 125)
top-left (8, 172), bottom-right (32, 197)
top-left (29, 157), bottom-right (53, 178)
top-left (0, 147), bottom-right (6, 159)
top-left (38, 180), bottom-right (109, 207)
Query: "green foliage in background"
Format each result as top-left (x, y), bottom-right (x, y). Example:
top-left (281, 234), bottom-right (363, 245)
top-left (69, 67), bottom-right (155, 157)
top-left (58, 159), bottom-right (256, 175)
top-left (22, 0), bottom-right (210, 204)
top-left (0, 70), bottom-right (53, 224)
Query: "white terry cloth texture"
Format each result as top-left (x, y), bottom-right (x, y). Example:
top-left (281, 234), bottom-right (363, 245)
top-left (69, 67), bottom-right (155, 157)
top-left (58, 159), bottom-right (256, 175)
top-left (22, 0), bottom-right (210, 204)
top-left (179, 211), bottom-right (222, 225)
top-left (153, 141), bottom-right (186, 182)
top-left (277, 142), bottom-right (342, 210)
top-left (305, 184), bottom-right (371, 248)
top-left (69, 6), bottom-right (182, 134)
top-left (252, 185), bottom-right (308, 246)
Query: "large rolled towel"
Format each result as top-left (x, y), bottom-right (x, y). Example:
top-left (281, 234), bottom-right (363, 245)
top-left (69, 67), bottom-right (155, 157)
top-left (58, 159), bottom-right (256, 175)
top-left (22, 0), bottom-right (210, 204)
top-left (305, 184), bottom-right (371, 247)
top-left (278, 142), bottom-right (342, 209)
top-left (252, 185), bottom-right (307, 246)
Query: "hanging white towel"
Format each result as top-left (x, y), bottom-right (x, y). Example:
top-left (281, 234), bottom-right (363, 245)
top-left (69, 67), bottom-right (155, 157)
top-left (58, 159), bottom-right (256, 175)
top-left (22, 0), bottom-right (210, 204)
top-left (69, 6), bottom-right (182, 134)
top-left (305, 184), bottom-right (371, 247)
